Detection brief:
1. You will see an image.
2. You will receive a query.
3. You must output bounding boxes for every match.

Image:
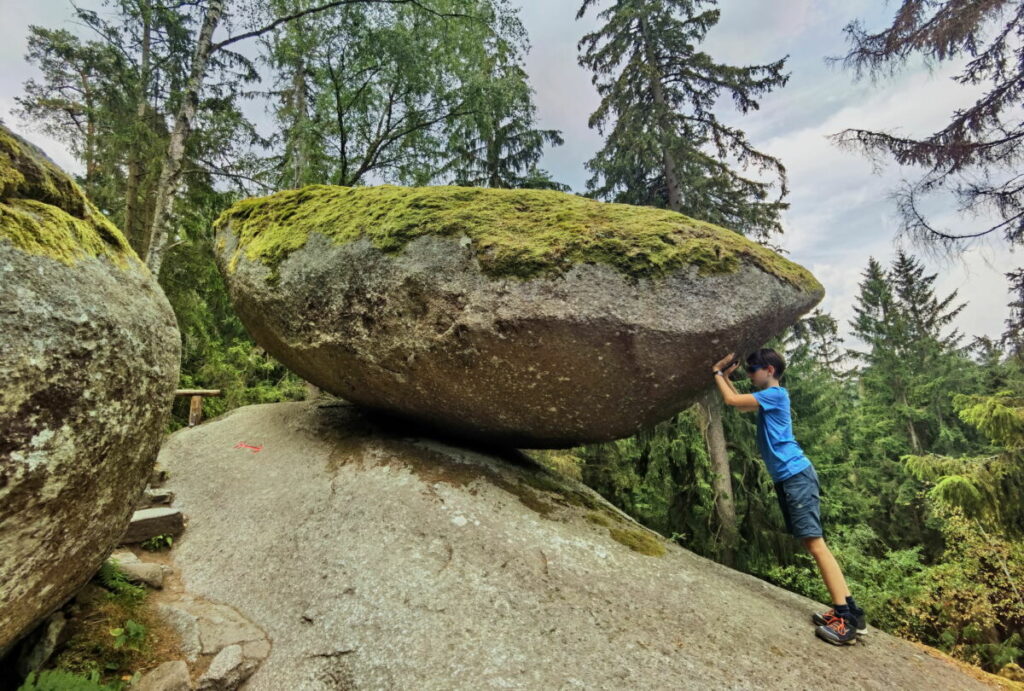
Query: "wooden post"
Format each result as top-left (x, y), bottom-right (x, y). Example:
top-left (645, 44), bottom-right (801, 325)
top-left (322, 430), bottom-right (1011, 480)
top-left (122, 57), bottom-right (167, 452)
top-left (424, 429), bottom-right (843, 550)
top-left (188, 395), bottom-right (203, 426)
top-left (174, 389), bottom-right (222, 427)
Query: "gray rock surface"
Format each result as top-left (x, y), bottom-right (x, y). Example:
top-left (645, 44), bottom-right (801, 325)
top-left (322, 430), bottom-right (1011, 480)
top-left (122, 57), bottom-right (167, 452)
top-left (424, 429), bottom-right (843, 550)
top-left (0, 125), bottom-right (181, 653)
top-left (154, 595), bottom-right (269, 667)
top-left (134, 660), bottom-right (192, 691)
top-left (215, 210), bottom-right (823, 448)
top-left (157, 400), bottom-right (993, 690)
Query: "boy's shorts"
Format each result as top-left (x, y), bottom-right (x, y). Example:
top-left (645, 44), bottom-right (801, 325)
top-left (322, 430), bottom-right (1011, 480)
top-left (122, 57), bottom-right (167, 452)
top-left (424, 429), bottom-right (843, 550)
top-left (774, 465), bottom-right (823, 539)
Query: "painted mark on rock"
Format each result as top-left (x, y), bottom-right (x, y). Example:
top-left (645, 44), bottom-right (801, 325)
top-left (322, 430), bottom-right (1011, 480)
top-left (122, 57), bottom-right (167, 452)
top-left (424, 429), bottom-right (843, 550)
top-left (234, 442), bottom-right (263, 452)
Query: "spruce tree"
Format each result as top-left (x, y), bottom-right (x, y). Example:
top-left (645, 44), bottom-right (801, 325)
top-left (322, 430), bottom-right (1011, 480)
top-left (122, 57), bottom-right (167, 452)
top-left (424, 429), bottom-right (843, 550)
top-left (577, 0), bottom-right (790, 239)
top-left (832, 0), bottom-right (1024, 249)
top-left (847, 252), bottom-right (982, 552)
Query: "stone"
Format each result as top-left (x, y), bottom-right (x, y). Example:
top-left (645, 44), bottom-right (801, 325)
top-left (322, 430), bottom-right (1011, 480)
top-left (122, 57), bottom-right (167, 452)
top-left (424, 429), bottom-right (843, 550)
top-left (155, 597), bottom-right (268, 665)
top-left (118, 562), bottom-right (165, 589)
top-left (192, 602), bottom-right (265, 655)
top-left (14, 612), bottom-right (66, 676)
top-left (134, 660), bottom-right (192, 691)
top-left (138, 488), bottom-right (176, 508)
top-left (197, 644), bottom-right (258, 691)
top-left (213, 185), bottom-right (823, 448)
top-left (156, 604), bottom-right (202, 663)
top-left (122, 508), bottom-right (185, 544)
top-left (155, 399), bottom-right (992, 690)
top-left (110, 550), bottom-right (141, 565)
top-left (0, 124), bottom-right (181, 654)
top-left (149, 465), bottom-right (170, 488)
top-left (241, 639), bottom-right (270, 660)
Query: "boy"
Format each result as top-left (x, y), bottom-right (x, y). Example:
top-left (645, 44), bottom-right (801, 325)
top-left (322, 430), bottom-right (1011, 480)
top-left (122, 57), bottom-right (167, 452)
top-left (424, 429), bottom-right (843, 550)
top-left (710, 348), bottom-right (867, 645)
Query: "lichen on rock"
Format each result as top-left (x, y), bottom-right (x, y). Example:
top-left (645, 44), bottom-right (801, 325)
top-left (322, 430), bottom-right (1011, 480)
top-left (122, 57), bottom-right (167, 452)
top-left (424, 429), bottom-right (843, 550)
top-left (0, 125), bottom-right (134, 267)
top-left (214, 184), bottom-right (822, 291)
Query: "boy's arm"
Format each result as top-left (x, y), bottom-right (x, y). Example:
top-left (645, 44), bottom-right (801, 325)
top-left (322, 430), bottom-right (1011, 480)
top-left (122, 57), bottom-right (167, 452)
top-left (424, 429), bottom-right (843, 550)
top-left (711, 364), bottom-right (759, 412)
top-left (713, 373), bottom-right (759, 411)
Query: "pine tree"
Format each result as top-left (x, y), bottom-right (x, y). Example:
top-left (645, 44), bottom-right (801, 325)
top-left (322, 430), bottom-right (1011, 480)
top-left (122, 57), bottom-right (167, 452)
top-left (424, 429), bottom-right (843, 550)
top-left (785, 309), bottom-right (846, 377)
top-left (441, 60), bottom-right (567, 190)
top-left (1002, 268), bottom-right (1024, 360)
top-left (832, 1), bottom-right (1024, 249)
top-left (847, 252), bottom-right (985, 552)
top-left (905, 391), bottom-right (1024, 537)
top-left (576, 0), bottom-right (789, 240)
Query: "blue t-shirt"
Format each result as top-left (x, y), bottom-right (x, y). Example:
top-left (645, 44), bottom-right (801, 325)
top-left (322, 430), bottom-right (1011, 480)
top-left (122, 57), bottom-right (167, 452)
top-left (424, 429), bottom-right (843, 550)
top-left (752, 386), bottom-right (812, 482)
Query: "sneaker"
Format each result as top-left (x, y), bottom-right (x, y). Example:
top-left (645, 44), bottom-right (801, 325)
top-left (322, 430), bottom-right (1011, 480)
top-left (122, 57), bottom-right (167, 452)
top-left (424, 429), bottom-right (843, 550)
top-left (812, 607), bottom-right (868, 634)
top-left (816, 615), bottom-right (858, 645)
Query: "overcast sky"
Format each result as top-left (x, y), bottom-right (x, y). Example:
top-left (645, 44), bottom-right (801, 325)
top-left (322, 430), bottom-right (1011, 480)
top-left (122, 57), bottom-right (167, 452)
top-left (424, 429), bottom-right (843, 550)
top-left (2, 0), bottom-right (1016, 352)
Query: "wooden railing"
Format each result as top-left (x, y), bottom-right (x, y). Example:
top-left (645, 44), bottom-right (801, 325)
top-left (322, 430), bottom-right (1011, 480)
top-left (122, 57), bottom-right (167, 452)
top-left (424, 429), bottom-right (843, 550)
top-left (174, 389), bottom-right (222, 427)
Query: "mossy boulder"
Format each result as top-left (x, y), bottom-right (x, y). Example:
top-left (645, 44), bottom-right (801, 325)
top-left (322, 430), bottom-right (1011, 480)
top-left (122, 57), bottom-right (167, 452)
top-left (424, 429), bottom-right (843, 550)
top-left (214, 184), bottom-right (823, 447)
top-left (0, 124), bottom-right (181, 654)
top-left (0, 126), bottom-right (134, 266)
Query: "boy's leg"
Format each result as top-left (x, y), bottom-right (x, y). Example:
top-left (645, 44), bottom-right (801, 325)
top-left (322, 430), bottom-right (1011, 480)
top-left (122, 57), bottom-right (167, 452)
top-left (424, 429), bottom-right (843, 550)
top-left (801, 536), bottom-right (850, 605)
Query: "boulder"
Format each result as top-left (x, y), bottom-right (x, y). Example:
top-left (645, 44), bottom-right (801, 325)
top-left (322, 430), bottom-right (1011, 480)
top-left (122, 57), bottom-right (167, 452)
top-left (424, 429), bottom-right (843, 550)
top-left (122, 507), bottom-right (185, 544)
top-left (118, 562), bottom-right (166, 589)
top-left (214, 185), bottom-right (823, 447)
top-left (0, 125), bottom-right (181, 654)
top-left (156, 400), bottom-right (991, 689)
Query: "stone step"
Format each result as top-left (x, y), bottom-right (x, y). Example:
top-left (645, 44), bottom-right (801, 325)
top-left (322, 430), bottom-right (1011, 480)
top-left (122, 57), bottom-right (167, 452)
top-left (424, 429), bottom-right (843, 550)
top-left (121, 507), bottom-right (184, 544)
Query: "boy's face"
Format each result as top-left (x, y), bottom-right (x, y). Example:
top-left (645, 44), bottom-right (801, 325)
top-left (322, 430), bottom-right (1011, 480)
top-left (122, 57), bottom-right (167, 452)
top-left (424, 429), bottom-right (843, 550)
top-left (748, 364), bottom-right (775, 389)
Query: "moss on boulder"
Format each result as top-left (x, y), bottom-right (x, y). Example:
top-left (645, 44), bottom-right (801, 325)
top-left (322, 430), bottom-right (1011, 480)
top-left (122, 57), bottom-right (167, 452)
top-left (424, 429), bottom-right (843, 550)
top-left (0, 125), bottom-right (134, 267)
top-left (215, 184), bottom-right (822, 291)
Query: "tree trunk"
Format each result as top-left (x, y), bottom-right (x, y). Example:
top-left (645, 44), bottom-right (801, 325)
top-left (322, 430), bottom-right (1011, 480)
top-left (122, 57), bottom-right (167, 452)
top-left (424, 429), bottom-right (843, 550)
top-left (290, 55), bottom-right (308, 189)
top-left (145, 0), bottom-right (225, 276)
top-left (638, 17), bottom-right (683, 211)
top-left (899, 390), bottom-right (922, 453)
top-left (697, 390), bottom-right (739, 566)
top-left (125, 1), bottom-right (152, 256)
top-left (636, 16), bottom-right (735, 562)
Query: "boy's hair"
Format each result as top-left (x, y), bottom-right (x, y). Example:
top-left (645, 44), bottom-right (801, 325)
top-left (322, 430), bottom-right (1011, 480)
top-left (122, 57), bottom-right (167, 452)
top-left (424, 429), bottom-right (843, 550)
top-left (746, 348), bottom-right (786, 378)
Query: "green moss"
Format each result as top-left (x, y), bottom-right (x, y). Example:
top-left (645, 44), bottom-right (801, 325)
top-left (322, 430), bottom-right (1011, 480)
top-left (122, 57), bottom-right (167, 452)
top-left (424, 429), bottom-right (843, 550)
top-left (608, 526), bottom-right (667, 557)
top-left (586, 512), bottom-right (614, 527)
top-left (0, 126), bottom-right (135, 267)
top-left (215, 184), bottom-right (823, 290)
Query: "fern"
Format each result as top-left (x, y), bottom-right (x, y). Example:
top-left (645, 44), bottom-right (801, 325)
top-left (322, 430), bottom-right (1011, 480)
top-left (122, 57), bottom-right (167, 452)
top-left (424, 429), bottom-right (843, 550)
top-left (17, 669), bottom-right (126, 691)
top-left (96, 560), bottom-right (145, 607)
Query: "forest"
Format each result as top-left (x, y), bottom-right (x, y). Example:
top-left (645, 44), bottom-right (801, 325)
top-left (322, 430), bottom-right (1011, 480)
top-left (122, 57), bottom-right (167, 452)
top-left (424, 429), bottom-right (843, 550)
top-left (7, 0), bottom-right (1023, 678)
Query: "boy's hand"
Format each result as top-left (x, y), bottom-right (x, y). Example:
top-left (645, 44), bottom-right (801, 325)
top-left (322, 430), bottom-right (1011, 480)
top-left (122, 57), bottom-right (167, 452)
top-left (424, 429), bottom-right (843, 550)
top-left (712, 352), bottom-right (736, 373)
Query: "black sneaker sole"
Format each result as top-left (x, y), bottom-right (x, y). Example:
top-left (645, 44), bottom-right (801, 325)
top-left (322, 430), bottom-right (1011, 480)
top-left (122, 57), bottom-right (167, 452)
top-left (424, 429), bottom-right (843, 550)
top-left (817, 632), bottom-right (858, 646)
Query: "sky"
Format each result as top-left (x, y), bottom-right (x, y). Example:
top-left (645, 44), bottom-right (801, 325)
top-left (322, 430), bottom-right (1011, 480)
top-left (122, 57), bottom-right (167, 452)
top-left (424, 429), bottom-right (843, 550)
top-left (1, 0), bottom-right (1016, 352)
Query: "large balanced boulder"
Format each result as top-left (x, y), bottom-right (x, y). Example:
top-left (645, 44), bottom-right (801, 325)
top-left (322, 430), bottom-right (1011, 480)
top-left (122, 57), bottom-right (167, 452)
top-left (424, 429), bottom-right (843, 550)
top-left (0, 125), bottom-right (181, 653)
top-left (156, 400), bottom-right (995, 689)
top-left (214, 185), bottom-right (823, 447)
